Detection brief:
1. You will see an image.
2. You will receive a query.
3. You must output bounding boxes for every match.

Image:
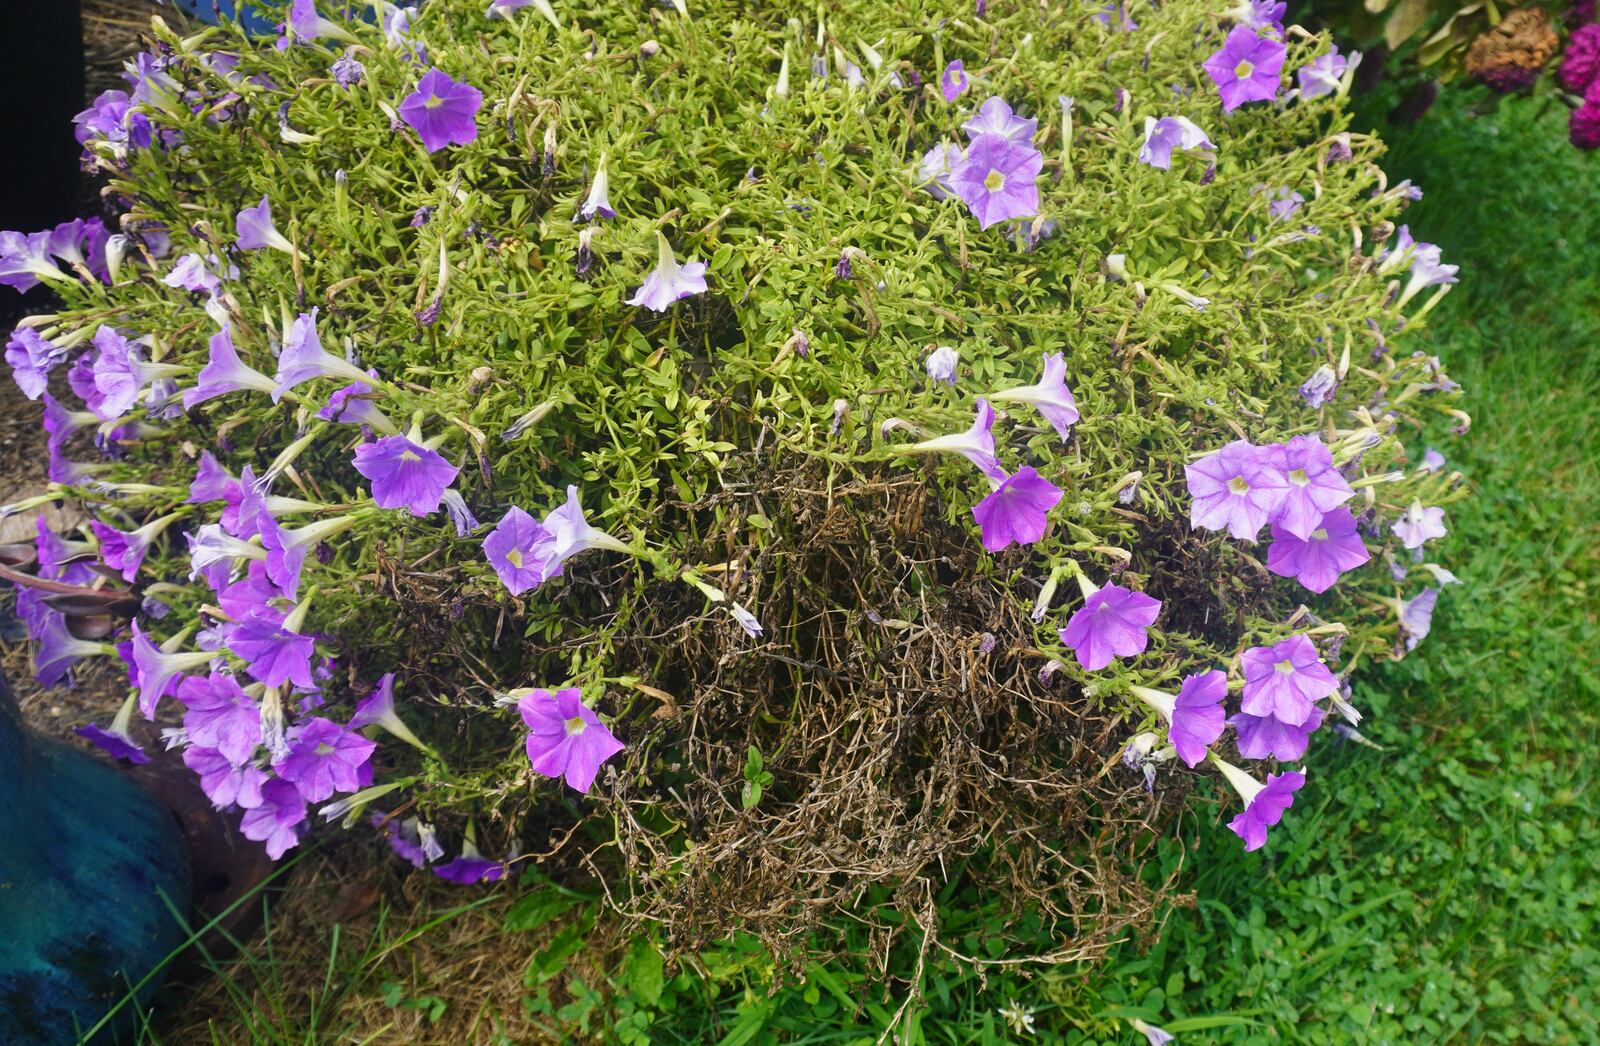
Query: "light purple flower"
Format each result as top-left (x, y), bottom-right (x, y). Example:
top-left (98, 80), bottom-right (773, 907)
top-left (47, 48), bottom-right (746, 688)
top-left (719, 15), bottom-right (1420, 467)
top-left (161, 252), bottom-right (230, 295)
top-left (541, 485), bottom-right (630, 563)
top-left (1418, 447), bottom-right (1446, 473)
top-left (1233, 704), bottom-right (1325, 761)
top-left (1228, 0), bottom-right (1286, 31)
top-left (972, 466), bottom-right (1063, 552)
top-left (186, 745), bottom-right (270, 811)
top-left (90, 518), bottom-right (158, 583)
top-left (1391, 501), bottom-right (1447, 549)
top-left (1059, 582), bottom-right (1161, 671)
top-left (373, 815), bottom-right (429, 867)
top-left (1267, 187), bottom-right (1305, 221)
top-left (178, 672), bottom-right (262, 766)
top-left (399, 68), bottom-right (483, 153)
top-left (238, 777), bottom-right (307, 859)
top-left (918, 142), bottom-right (964, 199)
top-left (73, 89), bottom-right (153, 153)
top-left (273, 716), bottom-right (377, 803)
top-left (941, 60), bottom-right (969, 102)
top-left (577, 155), bottom-right (615, 221)
top-left (925, 344), bottom-right (959, 384)
top-left (1169, 669), bottom-right (1229, 767)
top-left (274, 308), bottom-right (373, 398)
top-left (519, 687), bottom-right (626, 793)
top-left (1240, 634), bottom-right (1336, 725)
top-left (91, 325), bottom-right (182, 420)
top-left (130, 621), bottom-right (218, 718)
top-left (1401, 587), bottom-right (1440, 651)
top-left (1138, 116), bottom-right (1214, 170)
top-left (988, 352), bottom-right (1079, 440)
top-left (483, 506), bottom-right (562, 595)
top-left (1299, 364), bottom-right (1337, 408)
top-left (729, 603), bottom-right (763, 638)
top-left (349, 673), bottom-right (429, 750)
top-left (227, 612), bottom-right (316, 689)
top-left (0, 230), bottom-right (65, 292)
top-left (962, 97), bottom-right (1037, 142)
top-left (906, 398), bottom-right (1004, 478)
top-left (1268, 434), bottom-right (1353, 540)
top-left (236, 195), bottom-right (295, 253)
top-left (433, 840), bottom-right (506, 884)
top-left (1219, 761), bottom-right (1304, 852)
top-left (332, 51), bottom-right (366, 87)
top-left (626, 232), bottom-right (708, 312)
top-left (76, 695), bottom-right (150, 764)
top-left (1131, 1018), bottom-right (1175, 1046)
top-left (1266, 506), bottom-right (1370, 593)
top-left (5, 326), bottom-right (68, 399)
top-left (1297, 46), bottom-right (1353, 99)
top-left (183, 327), bottom-right (277, 409)
top-left (950, 134), bottom-right (1043, 230)
top-left (1186, 440), bottom-right (1289, 541)
top-left (441, 490), bottom-right (479, 536)
top-left (1203, 26), bottom-right (1286, 111)
top-left (352, 435), bottom-right (460, 517)
top-left (33, 611), bottom-right (109, 688)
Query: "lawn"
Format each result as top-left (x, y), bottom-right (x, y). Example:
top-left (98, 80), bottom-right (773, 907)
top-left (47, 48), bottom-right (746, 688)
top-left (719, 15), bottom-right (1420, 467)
top-left (129, 91), bottom-right (1599, 1045)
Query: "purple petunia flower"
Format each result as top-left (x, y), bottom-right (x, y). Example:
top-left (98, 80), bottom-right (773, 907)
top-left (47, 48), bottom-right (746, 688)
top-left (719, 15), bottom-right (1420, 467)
top-left (1297, 46), bottom-right (1354, 99)
top-left (1299, 364), bottom-right (1338, 408)
top-left (962, 97), bottom-right (1037, 142)
top-left (227, 612), bottom-right (316, 689)
top-left (1132, 670), bottom-right (1228, 768)
top-left (918, 142), bottom-right (964, 199)
top-left (76, 694), bottom-right (150, 764)
top-left (1391, 501), bottom-right (1447, 549)
top-left (906, 398), bottom-right (1004, 478)
top-left (1266, 506), bottom-right (1370, 593)
top-left (950, 134), bottom-right (1043, 230)
top-left (1227, 0), bottom-right (1286, 31)
top-left (1418, 447), bottom-right (1446, 473)
top-left (1232, 704), bottom-right (1325, 761)
top-left (33, 611), bottom-right (109, 688)
top-left (91, 515), bottom-right (169, 583)
top-left (972, 466), bottom-right (1063, 552)
top-left (349, 673), bottom-right (429, 751)
top-left (433, 839), bottom-right (506, 884)
top-left (941, 60), bottom-right (969, 102)
top-left (90, 325), bottom-right (183, 421)
top-left (1217, 759), bottom-right (1304, 851)
top-left (1267, 187), bottom-right (1305, 221)
top-left (239, 777), bottom-right (307, 859)
top-left (130, 621), bottom-right (219, 719)
top-left (183, 327), bottom-right (277, 409)
top-left (519, 687), bottom-right (626, 793)
top-left (626, 232), bottom-right (708, 312)
top-left (0, 230), bottom-right (65, 292)
top-left (1131, 1018), bottom-right (1176, 1046)
top-left (5, 326), bottom-right (69, 399)
top-left (988, 352), bottom-right (1079, 440)
top-left (1059, 582), bottom-right (1162, 671)
top-left (73, 88), bottom-right (153, 154)
top-left (352, 434), bottom-right (460, 517)
top-left (1138, 116), bottom-right (1214, 170)
top-left (273, 308), bottom-right (374, 399)
top-left (272, 716), bottom-right (377, 803)
top-left (541, 485), bottom-right (630, 564)
top-left (186, 745), bottom-right (270, 811)
top-left (1187, 439), bottom-right (1288, 541)
top-left (925, 344), bottom-right (959, 384)
top-left (398, 68), bottom-right (483, 153)
top-left (440, 490), bottom-right (479, 537)
top-left (1268, 434), bottom-right (1353, 540)
top-left (161, 252), bottom-right (234, 295)
top-left (577, 155), bottom-right (615, 221)
top-left (332, 50), bottom-right (366, 87)
top-left (1093, 1), bottom-right (1138, 31)
top-left (236, 196), bottom-right (295, 253)
top-left (373, 814), bottom-right (430, 867)
top-left (1401, 587), bottom-right (1440, 651)
top-left (483, 506), bottom-right (562, 595)
top-left (178, 672), bottom-right (262, 766)
top-left (1240, 633), bottom-right (1337, 725)
top-left (1203, 26), bottom-right (1286, 111)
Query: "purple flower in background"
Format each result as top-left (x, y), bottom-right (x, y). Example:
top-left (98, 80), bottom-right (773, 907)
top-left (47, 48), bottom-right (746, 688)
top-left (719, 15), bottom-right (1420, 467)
top-left (962, 97), bottom-right (1037, 142)
top-left (76, 695), bottom-right (150, 764)
top-left (906, 398), bottom-right (1004, 478)
top-left (373, 815), bottom-right (429, 867)
top-left (6, 326), bottom-right (68, 399)
top-left (1240, 634), bottom-right (1336, 724)
top-left (1204, 26), bottom-right (1286, 111)
top-left (626, 232), bottom-right (708, 312)
top-left (433, 840), bottom-right (506, 884)
top-left (33, 612), bottom-right (108, 688)
top-left (183, 327), bottom-right (277, 408)
top-left (1297, 47), bottom-right (1353, 99)
top-left (1139, 116), bottom-right (1215, 170)
top-left (236, 196), bottom-right (295, 253)
top-left (274, 309), bottom-right (372, 398)
top-left (349, 673), bottom-right (430, 751)
top-left (273, 717), bottom-right (377, 803)
top-left (1187, 440), bottom-right (1288, 541)
top-left (1093, 1), bottom-right (1138, 31)
top-left (950, 134), bottom-right (1043, 230)
top-left (925, 345), bottom-right (959, 384)
top-left (352, 435), bottom-right (460, 517)
top-left (519, 687), bottom-right (626, 793)
top-left (161, 252), bottom-right (228, 295)
top-left (73, 89), bottom-right (153, 153)
top-left (91, 325), bottom-right (180, 420)
top-left (130, 621), bottom-right (217, 718)
top-left (1170, 669), bottom-right (1228, 767)
top-left (228, 612), bottom-right (316, 688)
top-left (1131, 1019), bottom-right (1176, 1046)
top-left (1269, 434), bottom-right (1353, 539)
top-left (1267, 187), bottom-right (1305, 221)
top-left (988, 352), bottom-right (1079, 440)
top-left (331, 51), bottom-right (366, 87)
top-left (1233, 705), bottom-right (1325, 760)
top-left (1401, 587), bottom-right (1440, 651)
top-left (239, 777), bottom-right (307, 858)
top-left (1217, 759), bottom-right (1304, 851)
top-left (1299, 364), bottom-right (1338, 408)
top-left (399, 68), bottom-right (483, 153)
top-left (0, 230), bottom-right (64, 292)
top-left (440, 490), bottom-right (479, 536)
top-left (941, 60), bottom-right (969, 102)
top-left (972, 466), bottom-right (1063, 552)
top-left (919, 142), bottom-right (964, 199)
top-left (483, 506), bottom-right (562, 595)
top-left (1419, 447), bottom-right (1446, 473)
top-left (1228, 0), bottom-right (1286, 31)
top-left (178, 672), bottom-right (262, 766)
top-left (1267, 506), bottom-right (1370, 593)
top-left (578, 155), bottom-right (615, 221)
top-left (1059, 582), bottom-right (1161, 671)
top-left (315, 371), bottom-right (396, 433)
top-left (90, 519), bottom-right (153, 583)
top-left (541, 485), bottom-right (630, 563)
top-left (185, 745), bottom-right (269, 811)
top-left (1391, 501), bottom-right (1447, 549)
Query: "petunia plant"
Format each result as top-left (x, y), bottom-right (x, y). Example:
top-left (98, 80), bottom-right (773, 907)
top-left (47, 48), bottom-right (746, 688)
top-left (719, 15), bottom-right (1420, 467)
top-left (1, 0), bottom-right (1468, 961)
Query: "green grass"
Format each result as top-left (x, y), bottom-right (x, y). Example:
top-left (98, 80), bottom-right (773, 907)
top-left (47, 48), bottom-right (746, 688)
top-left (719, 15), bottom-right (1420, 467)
top-left (123, 92), bottom-right (1599, 1046)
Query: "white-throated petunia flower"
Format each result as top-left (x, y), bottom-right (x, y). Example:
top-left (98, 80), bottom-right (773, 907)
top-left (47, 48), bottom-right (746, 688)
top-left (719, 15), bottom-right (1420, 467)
top-left (1391, 500), bottom-right (1447, 549)
top-left (1138, 116), bottom-right (1214, 170)
top-left (950, 133), bottom-right (1043, 230)
top-left (518, 687), bottom-right (626, 793)
top-left (987, 352), bottom-right (1079, 440)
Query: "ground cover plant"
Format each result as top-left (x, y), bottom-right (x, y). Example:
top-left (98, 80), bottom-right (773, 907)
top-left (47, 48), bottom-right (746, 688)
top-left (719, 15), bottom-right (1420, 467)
top-left (2, 0), bottom-right (1474, 999)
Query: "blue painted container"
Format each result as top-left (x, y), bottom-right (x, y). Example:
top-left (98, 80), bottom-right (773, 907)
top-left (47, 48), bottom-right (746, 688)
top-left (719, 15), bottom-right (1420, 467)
top-left (171, 0), bottom-right (280, 34)
top-left (0, 676), bottom-right (190, 1044)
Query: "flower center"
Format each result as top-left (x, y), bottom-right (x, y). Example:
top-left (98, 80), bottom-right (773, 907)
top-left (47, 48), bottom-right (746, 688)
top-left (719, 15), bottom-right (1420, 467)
top-left (1234, 60), bottom-right (1255, 80)
top-left (563, 716), bottom-right (587, 736)
top-left (505, 548), bottom-right (524, 568)
top-left (1288, 468), bottom-right (1309, 486)
top-left (424, 94), bottom-right (445, 110)
top-left (984, 169), bottom-right (1006, 192)
top-left (1311, 528), bottom-right (1329, 541)
top-left (1227, 476), bottom-right (1250, 495)
top-left (1274, 658), bottom-right (1294, 674)
top-left (400, 450), bottom-right (422, 462)
top-left (315, 742), bottom-right (336, 755)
